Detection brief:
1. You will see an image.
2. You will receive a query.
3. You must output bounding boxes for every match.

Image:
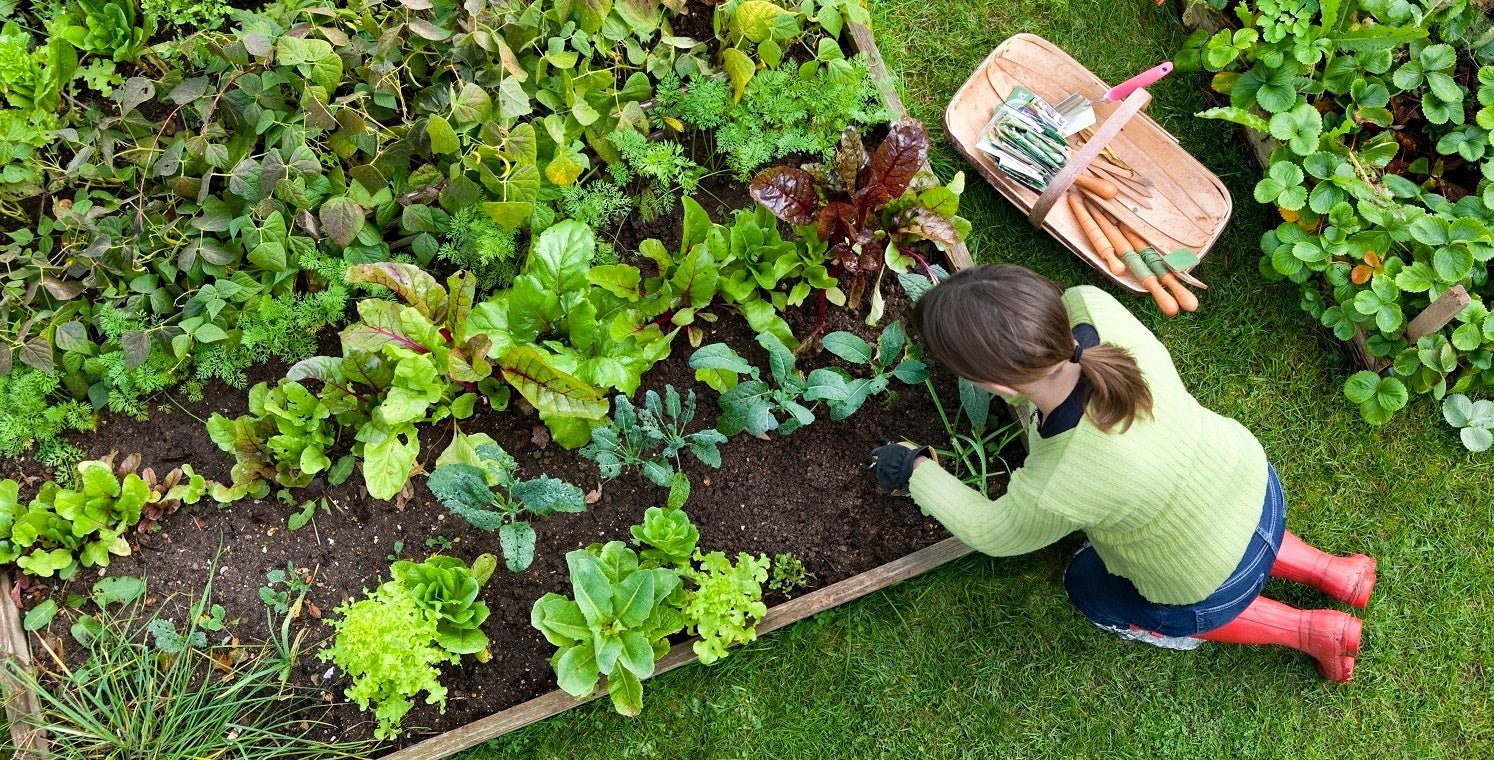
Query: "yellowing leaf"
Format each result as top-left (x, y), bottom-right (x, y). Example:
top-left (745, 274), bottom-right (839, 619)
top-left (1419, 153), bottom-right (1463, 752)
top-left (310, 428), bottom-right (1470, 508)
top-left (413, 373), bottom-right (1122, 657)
top-left (722, 48), bottom-right (756, 102)
top-left (545, 149), bottom-right (587, 186)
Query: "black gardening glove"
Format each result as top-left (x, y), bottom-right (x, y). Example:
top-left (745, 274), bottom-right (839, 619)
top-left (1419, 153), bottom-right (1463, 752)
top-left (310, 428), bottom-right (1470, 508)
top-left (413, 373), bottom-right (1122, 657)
top-left (868, 442), bottom-right (933, 495)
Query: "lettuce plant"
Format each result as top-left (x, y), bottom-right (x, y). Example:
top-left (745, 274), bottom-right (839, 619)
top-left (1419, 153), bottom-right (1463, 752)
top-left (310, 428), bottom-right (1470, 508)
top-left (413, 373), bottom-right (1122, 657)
top-left (391, 554), bottom-right (497, 656)
top-left (425, 438), bottom-right (587, 571)
top-left (58, 0), bottom-right (152, 63)
top-left (530, 542), bottom-right (687, 716)
top-left (630, 505), bottom-right (699, 567)
top-left (319, 582), bottom-right (455, 741)
top-left (0, 458), bottom-right (203, 579)
top-left (321, 553), bottom-right (497, 739)
top-left (533, 505), bottom-right (772, 716)
top-left (581, 386), bottom-right (727, 488)
top-left (684, 550), bottom-right (769, 665)
top-left (206, 379), bottom-right (337, 500)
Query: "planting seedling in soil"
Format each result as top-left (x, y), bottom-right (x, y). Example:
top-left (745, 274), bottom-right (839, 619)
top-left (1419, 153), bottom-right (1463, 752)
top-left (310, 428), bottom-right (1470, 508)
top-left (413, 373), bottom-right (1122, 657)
top-left (872, 264), bottom-right (1379, 682)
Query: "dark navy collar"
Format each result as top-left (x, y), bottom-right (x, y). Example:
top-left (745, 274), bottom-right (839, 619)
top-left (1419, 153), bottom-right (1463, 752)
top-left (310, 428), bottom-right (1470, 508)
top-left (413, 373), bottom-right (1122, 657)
top-left (1037, 323), bottom-right (1099, 438)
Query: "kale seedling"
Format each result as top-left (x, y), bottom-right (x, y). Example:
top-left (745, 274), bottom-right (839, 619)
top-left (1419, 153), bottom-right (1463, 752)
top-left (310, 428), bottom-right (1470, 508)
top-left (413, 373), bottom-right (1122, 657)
top-left (259, 561), bottom-right (312, 615)
top-left (426, 440), bottom-right (586, 571)
top-left (804, 321), bottom-right (929, 420)
top-left (581, 386), bottom-right (727, 488)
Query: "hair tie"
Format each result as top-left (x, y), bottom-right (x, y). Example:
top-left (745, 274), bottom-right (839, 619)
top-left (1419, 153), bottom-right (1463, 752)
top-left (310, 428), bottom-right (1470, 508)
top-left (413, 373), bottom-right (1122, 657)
top-left (1070, 344), bottom-right (1084, 364)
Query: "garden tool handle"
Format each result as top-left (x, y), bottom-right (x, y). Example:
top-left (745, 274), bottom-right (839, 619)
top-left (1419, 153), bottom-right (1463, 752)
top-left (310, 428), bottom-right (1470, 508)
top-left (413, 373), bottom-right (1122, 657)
top-left (1068, 193), bottom-right (1126, 276)
top-left (1073, 175), bottom-right (1119, 200)
top-left (1104, 62), bottom-right (1174, 102)
top-left (1121, 226), bottom-right (1198, 312)
top-left (1089, 203), bottom-right (1179, 317)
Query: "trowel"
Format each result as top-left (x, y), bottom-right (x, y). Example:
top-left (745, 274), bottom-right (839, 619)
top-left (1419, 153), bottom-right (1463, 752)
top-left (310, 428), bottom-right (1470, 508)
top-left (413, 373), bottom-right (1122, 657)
top-left (1054, 61), bottom-right (1174, 136)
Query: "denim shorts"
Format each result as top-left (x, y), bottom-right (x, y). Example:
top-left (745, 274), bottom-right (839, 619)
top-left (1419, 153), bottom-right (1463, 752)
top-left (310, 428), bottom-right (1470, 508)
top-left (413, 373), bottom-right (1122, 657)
top-left (1063, 465), bottom-right (1287, 637)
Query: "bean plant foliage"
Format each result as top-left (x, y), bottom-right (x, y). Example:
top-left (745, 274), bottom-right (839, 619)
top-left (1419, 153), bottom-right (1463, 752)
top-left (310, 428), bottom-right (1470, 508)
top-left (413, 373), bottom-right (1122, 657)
top-left (1180, 0), bottom-right (1494, 424)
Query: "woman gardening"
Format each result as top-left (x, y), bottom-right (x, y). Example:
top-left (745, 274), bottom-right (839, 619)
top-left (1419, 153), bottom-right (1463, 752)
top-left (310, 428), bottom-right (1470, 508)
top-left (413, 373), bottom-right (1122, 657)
top-left (871, 264), bottom-right (1377, 681)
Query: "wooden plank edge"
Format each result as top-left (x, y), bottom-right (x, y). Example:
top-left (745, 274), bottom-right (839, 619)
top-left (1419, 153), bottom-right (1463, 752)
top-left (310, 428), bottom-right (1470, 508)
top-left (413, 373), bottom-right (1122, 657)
top-left (846, 21), bottom-right (975, 272)
top-left (1407, 284), bottom-right (1470, 343)
top-left (381, 537), bottom-right (976, 759)
top-left (0, 571), bottom-right (47, 757)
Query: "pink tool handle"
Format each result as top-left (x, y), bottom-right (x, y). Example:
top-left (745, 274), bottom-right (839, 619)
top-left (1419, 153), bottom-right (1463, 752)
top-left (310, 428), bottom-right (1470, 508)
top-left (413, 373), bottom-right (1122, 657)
top-left (1103, 62), bottom-right (1173, 103)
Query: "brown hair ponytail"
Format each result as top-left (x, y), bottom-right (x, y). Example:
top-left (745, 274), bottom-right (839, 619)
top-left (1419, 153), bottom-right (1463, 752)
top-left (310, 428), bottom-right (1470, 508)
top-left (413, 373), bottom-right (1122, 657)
top-left (913, 264), bottom-right (1152, 433)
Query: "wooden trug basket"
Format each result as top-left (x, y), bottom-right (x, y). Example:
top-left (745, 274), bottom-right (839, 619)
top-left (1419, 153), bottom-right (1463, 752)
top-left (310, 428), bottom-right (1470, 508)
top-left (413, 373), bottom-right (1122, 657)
top-left (944, 33), bottom-right (1231, 293)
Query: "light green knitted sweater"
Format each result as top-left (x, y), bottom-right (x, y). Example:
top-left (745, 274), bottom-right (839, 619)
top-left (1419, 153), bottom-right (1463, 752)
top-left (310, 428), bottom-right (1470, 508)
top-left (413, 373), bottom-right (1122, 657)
top-left (909, 285), bottom-right (1269, 605)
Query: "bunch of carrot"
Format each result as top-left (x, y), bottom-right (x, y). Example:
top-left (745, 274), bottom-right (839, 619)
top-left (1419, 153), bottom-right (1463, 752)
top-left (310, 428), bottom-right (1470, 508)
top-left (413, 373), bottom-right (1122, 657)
top-left (1067, 193), bottom-right (1197, 317)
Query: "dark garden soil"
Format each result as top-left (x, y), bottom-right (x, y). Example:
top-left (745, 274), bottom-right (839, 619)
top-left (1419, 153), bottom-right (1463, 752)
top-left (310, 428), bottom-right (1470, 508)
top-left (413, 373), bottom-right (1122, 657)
top-left (11, 282), bottom-right (1011, 751)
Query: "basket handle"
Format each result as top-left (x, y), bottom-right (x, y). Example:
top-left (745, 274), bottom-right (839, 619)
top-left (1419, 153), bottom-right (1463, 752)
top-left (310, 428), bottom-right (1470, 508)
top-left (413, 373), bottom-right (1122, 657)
top-left (1028, 88), bottom-right (1152, 228)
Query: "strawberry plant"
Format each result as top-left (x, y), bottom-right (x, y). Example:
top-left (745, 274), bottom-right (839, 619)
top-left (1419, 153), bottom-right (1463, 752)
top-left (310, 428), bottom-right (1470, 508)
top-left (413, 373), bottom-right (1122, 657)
top-left (1182, 0), bottom-right (1494, 424)
top-left (425, 437), bottom-right (587, 571)
top-left (1442, 392), bottom-right (1494, 450)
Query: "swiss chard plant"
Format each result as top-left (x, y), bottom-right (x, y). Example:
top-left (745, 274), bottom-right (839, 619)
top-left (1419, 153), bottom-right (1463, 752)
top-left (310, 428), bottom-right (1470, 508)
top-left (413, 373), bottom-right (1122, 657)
top-left (1181, 0), bottom-right (1494, 423)
top-left (467, 220), bottom-right (674, 448)
top-left (269, 263), bottom-right (506, 500)
top-left (581, 386), bottom-right (727, 488)
top-left (425, 436), bottom-right (587, 571)
top-left (750, 120), bottom-right (968, 324)
top-left (804, 322), bottom-right (929, 420)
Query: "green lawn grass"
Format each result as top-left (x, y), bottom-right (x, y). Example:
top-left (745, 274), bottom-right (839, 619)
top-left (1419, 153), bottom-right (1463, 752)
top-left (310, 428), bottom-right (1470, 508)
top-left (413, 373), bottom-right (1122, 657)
top-left (456, 2), bottom-right (1494, 756)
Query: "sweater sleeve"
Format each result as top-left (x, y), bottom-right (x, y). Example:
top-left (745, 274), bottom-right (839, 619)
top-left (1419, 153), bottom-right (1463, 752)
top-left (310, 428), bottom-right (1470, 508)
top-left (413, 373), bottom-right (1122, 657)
top-left (907, 461), bottom-right (1081, 557)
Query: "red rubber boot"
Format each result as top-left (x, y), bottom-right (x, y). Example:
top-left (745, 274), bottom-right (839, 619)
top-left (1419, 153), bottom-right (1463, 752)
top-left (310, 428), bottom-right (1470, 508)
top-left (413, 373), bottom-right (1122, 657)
top-left (1272, 531), bottom-right (1377, 609)
top-left (1196, 596), bottom-right (1362, 683)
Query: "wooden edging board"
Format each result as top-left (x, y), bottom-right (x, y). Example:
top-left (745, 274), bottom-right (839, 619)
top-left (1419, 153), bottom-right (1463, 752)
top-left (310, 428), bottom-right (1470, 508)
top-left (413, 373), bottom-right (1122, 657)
top-left (1177, 1), bottom-right (1467, 371)
top-left (0, 572), bottom-right (47, 757)
top-left (0, 22), bottom-right (979, 760)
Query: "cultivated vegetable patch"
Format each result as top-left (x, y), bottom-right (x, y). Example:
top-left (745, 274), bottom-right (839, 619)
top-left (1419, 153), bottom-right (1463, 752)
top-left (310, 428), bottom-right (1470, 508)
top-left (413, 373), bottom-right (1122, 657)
top-left (0, 0), bottom-right (1015, 752)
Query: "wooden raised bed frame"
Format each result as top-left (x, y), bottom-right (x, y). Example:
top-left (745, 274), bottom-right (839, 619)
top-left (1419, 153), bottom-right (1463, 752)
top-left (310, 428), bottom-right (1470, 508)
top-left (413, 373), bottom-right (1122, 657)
top-left (0, 23), bottom-right (978, 760)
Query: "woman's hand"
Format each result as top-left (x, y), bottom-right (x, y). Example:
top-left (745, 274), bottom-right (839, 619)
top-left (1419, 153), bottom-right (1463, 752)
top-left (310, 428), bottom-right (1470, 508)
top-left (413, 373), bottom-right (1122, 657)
top-left (868, 442), bottom-right (934, 495)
